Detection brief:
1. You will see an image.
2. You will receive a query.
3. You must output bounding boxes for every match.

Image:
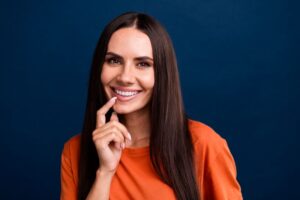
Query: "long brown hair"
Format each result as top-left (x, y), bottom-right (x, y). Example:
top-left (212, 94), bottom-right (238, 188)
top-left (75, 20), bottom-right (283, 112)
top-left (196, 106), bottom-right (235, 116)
top-left (78, 12), bottom-right (200, 200)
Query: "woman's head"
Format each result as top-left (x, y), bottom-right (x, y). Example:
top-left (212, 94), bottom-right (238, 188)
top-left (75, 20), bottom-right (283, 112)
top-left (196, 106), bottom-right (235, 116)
top-left (101, 27), bottom-right (155, 115)
top-left (89, 12), bottom-right (183, 119)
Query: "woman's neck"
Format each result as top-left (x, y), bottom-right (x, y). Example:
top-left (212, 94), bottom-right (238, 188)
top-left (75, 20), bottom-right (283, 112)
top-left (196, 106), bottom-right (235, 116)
top-left (122, 109), bottom-right (151, 148)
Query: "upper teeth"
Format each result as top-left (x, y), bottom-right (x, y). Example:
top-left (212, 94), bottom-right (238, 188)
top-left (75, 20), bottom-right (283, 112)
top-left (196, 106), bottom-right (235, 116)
top-left (115, 89), bottom-right (138, 97)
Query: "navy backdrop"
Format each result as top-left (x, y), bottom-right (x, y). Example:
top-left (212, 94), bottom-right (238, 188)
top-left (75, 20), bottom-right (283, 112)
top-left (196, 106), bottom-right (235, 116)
top-left (0, 0), bottom-right (299, 199)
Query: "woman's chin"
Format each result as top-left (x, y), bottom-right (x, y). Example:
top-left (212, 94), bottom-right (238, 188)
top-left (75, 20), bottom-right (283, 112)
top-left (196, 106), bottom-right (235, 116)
top-left (112, 105), bottom-right (131, 114)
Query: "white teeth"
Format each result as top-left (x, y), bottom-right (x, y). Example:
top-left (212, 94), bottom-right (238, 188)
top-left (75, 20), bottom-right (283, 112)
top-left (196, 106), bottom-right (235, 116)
top-left (115, 89), bottom-right (138, 97)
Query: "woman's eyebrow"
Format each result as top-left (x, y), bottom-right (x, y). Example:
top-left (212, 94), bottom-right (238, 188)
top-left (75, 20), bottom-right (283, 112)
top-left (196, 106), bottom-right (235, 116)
top-left (106, 52), bottom-right (153, 61)
top-left (105, 52), bottom-right (122, 59)
top-left (134, 56), bottom-right (153, 62)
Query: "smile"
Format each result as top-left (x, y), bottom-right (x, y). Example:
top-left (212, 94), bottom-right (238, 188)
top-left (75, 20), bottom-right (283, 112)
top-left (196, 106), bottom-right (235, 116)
top-left (111, 87), bottom-right (141, 99)
top-left (115, 89), bottom-right (138, 97)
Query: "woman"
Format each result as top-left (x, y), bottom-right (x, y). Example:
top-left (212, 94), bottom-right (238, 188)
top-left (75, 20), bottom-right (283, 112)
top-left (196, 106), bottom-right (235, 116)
top-left (61, 12), bottom-right (243, 200)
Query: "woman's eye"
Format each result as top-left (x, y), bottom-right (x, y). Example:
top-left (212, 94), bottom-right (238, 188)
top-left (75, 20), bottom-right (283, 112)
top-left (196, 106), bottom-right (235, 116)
top-left (107, 57), bottom-right (121, 65)
top-left (137, 62), bottom-right (151, 68)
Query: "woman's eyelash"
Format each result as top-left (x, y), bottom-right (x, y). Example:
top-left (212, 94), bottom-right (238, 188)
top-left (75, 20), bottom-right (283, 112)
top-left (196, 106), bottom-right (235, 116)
top-left (105, 57), bottom-right (152, 68)
top-left (106, 57), bottom-right (121, 64)
top-left (137, 62), bottom-right (151, 67)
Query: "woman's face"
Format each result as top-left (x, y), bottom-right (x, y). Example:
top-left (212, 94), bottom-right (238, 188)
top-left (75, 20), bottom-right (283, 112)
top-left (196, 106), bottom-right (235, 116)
top-left (101, 27), bottom-right (155, 115)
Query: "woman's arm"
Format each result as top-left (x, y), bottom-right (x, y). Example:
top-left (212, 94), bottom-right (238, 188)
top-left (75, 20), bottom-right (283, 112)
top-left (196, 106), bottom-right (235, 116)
top-left (60, 141), bottom-right (77, 200)
top-left (86, 170), bottom-right (114, 200)
top-left (190, 120), bottom-right (243, 200)
top-left (202, 140), bottom-right (243, 200)
top-left (85, 97), bottom-right (131, 200)
top-left (60, 97), bottom-right (131, 200)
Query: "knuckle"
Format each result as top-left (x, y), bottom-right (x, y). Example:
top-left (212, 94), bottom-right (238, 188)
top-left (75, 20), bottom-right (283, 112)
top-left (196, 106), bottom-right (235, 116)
top-left (111, 126), bottom-right (118, 132)
top-left (93, 137), bottom-right (105, 149)
top-left (92, 133), bottom-right (98, 141)
top-left (97, 110), bottom-right (104, 116)
top-left (110, 131), bottom-right (116, 137)
top-left (92, 136), bottom-right (97, 142)
top-left (97, 143), bottom-right (105, 149)
top-left (119, 124), bottom-right (126, 131)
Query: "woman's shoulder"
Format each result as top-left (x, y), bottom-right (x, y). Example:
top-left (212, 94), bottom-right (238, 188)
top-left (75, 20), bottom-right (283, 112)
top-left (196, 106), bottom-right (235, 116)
top-left (61, 134), bottom-right (81, 191)
top-left (188, 119), bottom-right (242, 199)
top-left (188, 119), bottom-right (227, 154)
top-left (65, 134), bottom-right (81, 147)
top-left (62, 134), bottom-right (81, 157)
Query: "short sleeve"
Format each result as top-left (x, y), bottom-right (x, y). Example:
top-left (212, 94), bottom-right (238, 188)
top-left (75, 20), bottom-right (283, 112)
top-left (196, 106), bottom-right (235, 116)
top-left (202, 140), bottom-right (243, 200)
top-left (188, 119), bottom-right (243, 200)
top-left (60, 141), bottom-right (77, 200)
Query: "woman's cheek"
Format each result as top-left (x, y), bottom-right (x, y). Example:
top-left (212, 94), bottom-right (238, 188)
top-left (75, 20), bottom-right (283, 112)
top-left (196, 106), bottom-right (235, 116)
top-left (100, 66), bottom-right (111, 85)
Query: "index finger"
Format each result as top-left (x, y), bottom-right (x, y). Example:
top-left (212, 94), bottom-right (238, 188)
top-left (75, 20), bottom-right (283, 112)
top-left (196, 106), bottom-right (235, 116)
top-left (96, 97), bottom-right (117, 128)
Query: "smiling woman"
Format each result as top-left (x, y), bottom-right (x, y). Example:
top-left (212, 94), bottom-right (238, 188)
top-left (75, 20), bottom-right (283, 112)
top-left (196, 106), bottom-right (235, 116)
top-left (60, 12), bottom-right (243, 200)
top-left (101, 28), bottom-right (155, 115)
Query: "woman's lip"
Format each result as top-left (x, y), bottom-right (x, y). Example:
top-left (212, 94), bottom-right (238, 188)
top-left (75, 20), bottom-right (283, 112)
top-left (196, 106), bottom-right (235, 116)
top-left (110, 86), bottom-right (141, 92)
top-left (111, 89), bottom-right (141, 102)
top-left (111, 87), bottom-right (141, 102)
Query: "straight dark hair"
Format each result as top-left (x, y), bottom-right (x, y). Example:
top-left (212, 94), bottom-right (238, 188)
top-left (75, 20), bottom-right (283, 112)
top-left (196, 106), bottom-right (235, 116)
top-left (78, 12), bottom-right (200, 200)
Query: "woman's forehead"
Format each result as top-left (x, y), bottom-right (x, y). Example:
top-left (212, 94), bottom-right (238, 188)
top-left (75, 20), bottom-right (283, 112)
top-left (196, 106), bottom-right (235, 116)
top-left (107, 28), bottom-right (153, 59)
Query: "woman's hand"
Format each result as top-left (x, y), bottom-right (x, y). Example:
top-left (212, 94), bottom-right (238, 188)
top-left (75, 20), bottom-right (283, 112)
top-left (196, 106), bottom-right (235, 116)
top-left (92, 97), bottom-right (132, 174)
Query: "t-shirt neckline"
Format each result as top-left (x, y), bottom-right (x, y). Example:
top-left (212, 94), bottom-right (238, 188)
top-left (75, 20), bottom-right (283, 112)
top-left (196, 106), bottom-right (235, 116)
top-left (122, 146), bottom-right (149, 157)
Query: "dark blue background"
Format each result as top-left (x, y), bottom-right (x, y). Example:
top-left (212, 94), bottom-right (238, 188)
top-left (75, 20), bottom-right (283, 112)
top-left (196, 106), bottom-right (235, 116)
top-left (1, 0), bottom-right (299, 199)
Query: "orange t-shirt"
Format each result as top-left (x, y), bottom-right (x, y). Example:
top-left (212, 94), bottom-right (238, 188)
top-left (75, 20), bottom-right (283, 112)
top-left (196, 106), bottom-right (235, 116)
top-left (60, 120), bottom-right (243, 200)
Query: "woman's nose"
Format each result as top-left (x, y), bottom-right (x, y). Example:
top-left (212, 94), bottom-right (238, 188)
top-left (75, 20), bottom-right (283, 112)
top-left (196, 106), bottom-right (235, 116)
top-left (116, 63), bottom-right (134, 84)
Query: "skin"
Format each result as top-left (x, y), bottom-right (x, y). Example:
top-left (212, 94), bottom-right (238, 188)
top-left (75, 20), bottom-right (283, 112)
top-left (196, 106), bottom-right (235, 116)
top-left (86, 27), bottom-right (155, 200)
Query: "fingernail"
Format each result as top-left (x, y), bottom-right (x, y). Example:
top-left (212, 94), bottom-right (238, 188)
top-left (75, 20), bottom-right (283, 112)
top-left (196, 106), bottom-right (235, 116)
top-left (121, 143), bottom-right (125, 149)
top-left (110, 97), bottom-right (117, 102)
top-left (127, 133), bottom-right (132, 141)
